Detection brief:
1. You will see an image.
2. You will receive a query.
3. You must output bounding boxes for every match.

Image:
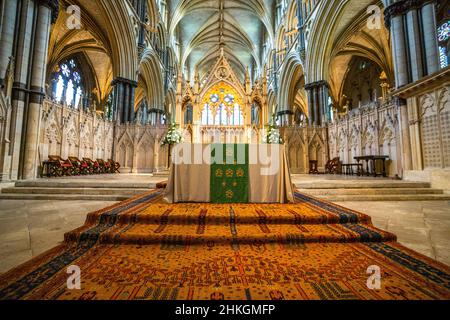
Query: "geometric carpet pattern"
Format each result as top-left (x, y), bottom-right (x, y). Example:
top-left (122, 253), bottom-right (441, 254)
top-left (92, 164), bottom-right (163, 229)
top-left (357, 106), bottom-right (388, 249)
top-left (0, 190), bottom-right (449, 300)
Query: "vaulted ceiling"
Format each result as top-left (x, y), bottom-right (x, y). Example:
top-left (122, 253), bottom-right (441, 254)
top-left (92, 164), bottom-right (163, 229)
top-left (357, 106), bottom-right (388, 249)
top-left (169, 0), bottom-right (275, 81)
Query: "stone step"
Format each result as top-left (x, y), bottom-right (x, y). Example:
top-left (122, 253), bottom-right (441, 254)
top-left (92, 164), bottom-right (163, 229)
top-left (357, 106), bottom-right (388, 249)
top-left (1, 187), bottom-right (151, 195)
top-left (307, 194), bottom-right (450, 201)
top-left (152, 171), bottom-right (170, 176)
top-left (65, 222), bottom-right (396, 245)
top-left (297, 188), bottom-right (444, 196)
top-left (0, 193), bottom-right (133, 201)
top-left (14, 181), bottom-right (157, 189)
top-left (295, 181), bottom-right (431, 189)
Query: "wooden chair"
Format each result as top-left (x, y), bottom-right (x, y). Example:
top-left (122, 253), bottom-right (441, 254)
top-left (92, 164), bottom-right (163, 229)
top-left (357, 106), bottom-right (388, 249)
top-left (48, 155), bottom-right (74, 176)
top-left (68, 157), bottom-right (90, 175)
top-left (83, 158), bottom-right (101, 174)
top-left (108, 159), bottom-right (121, 173)
top-left (325, 157), bottom-right (342, 174)
top-left (97, 159), bottom-right (112, 174)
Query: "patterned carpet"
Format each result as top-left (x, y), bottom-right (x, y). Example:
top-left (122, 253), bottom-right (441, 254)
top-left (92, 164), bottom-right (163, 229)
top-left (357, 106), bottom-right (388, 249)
top-left (0, 190), bottom-right (449, 300)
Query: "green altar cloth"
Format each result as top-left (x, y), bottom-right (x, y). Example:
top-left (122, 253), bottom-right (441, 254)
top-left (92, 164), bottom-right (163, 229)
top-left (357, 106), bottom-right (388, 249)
top-left (210, 144), bottom-right (249, 203)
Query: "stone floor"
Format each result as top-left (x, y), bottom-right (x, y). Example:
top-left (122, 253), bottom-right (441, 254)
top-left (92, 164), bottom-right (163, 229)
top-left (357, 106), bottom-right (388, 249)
top-left (336, 201), bottom-right (450, 266)
top-left (20, 173), bottom-right (168, 185)
top-left (0, 174), bottom-right (449, 273)
top-left (0, 199), bottom-right (118, 274)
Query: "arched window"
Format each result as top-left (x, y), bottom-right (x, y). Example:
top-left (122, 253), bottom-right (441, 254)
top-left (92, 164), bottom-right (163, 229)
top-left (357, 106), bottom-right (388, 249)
top-left (201, 93), bottom-right (243, 126)
top-left (52, 58), bottom-right (84, 108)
top-left (437, 3), bottom-right (450, 69)
top-left (200, 84), bottom-right (244, 126)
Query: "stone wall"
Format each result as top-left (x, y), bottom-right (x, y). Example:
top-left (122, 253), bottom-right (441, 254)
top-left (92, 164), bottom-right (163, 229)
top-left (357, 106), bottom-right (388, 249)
top-left (39, 100), bottom-right (115, 165)
top-left (114, 124), bottom-right (169, 173)
top-left (412, 85), bottom-right (450, 169)
top-left (399, 72), bottom-right (450, 190)
top-left (327, 100), bottom-right (402, 177)
top-left (283, 126), bottom-right (328, 174)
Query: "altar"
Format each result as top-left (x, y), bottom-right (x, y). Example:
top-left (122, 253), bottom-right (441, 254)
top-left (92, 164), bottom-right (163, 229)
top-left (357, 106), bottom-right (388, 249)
top-left (164, 144), bottom-right (294, 204)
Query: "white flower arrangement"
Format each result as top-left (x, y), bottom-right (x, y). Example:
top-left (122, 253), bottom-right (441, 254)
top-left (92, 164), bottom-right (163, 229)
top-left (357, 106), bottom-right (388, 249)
top-left (161, 123), bottom-right (184, 146)
top-left (263, 125), bottom-right (284, 144)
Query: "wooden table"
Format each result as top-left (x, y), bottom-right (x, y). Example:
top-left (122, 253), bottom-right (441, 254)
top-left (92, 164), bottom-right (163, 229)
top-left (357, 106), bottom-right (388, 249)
top-left (354, 156), bottom-right (389, 177)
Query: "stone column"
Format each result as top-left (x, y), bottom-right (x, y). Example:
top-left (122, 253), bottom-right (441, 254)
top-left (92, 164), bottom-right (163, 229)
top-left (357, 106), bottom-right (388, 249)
top-left (129, 84), bottom-right (136, 123)
top-left (23, 3), bottom-right (52, 179)
top-left (306, 88), bottom-right (313, 126)
top-left (296, 0), bottom-right (305, 55)
top-left (0, 0), bottom-right (18, 86)
top-left (112, 78), bottom-right (138, 124)
top-left (6, 0), bottom-right (36, 180)
top-left (407, 97), bottom-right (423, 170)
top-left (123, 83), bottom-right (130, 123)
top-left (314, 86), bottom-right (320, 126)
top-left (421, 2), bottom-right (439, 75)
top-left (391, 15), bottom-right (409, 87)
top-left (406, 9), bottom-right (424, 81)
top-left (114, 80), bottom-right (123, 123)
top-left (398, 98), bottom-right (412, 173)
top-left (153, 138), bottom-right (159, 172)
top-left (322, 82), bottom-right (330, 123)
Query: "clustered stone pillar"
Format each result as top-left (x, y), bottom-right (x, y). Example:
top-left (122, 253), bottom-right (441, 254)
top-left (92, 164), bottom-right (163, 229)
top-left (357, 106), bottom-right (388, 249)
top-left (421, 2), bottom-right (440, 74)
top-left (0, 0), bottom-right (58, 180)
top-left (22, 2), bottom-right (54, 179)
top-left (385, 0), bottom-right (440, 88)
top-left (130, 0), bottom-right (147, 57)
top-left (295, 0), bottom-right (306, 58)
top-left (7, 0), bottom-right (36, 180)
top-left (112, 77), bottom-right (138, 124)
top-left (0, 0), bottom-right (18, 86)
top-left (276, 110), bottom-right (293, 126)
top-left (305, 81), bottom-right (329, 126)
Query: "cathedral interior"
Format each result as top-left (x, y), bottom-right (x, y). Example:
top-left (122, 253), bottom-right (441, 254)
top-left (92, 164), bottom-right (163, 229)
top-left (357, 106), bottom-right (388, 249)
top-left (0, 0), bottom-right (449, 302)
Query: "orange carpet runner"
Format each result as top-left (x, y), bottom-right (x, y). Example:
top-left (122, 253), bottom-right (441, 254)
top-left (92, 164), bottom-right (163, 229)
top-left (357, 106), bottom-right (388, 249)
top-left (0, 190), bottom-right (449, 300)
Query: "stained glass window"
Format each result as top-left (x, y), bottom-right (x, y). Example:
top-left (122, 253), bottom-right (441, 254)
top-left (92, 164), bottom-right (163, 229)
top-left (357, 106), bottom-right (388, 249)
top-left (53, 58), bottom-right (84, 108)
top-left (437, 20), bottom-right (450, 69)
top-left (439, 46), bottom-right (449, 68)
top-left (200, 84), bottom-right (244, 126)
top-left (437, 21), bottom-right (450, 42)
